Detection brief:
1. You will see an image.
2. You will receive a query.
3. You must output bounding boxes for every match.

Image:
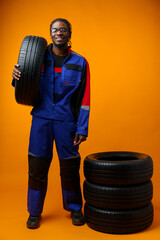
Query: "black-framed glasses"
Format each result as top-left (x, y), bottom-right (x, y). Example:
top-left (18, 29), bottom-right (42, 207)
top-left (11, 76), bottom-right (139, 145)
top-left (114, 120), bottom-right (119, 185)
top-left (51, 28), bottom-right (68, 33)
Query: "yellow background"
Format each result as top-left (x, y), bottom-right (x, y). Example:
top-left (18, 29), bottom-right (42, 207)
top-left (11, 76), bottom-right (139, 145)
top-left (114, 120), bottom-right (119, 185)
top-left (1, 0), bottom-right (160, 239)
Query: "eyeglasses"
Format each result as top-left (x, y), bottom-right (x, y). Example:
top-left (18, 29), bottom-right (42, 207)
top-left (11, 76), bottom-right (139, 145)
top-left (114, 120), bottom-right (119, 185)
top-left (51, 28), bottom-right (68, 33)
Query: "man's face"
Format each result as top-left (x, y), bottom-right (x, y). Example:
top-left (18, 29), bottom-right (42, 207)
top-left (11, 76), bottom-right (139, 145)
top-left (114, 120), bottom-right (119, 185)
top-left (50, 21), bottom-right (71, 48)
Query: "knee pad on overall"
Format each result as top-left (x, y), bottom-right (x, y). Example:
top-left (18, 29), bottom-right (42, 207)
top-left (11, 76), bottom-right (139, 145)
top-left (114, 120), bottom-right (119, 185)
top-left (59, 156), bottom-right (81, 191)
top-left (28, 154), bottom-right (52, 190)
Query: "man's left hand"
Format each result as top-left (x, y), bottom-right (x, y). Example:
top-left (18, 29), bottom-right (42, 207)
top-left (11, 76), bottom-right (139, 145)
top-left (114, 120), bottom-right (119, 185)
top-left (73, 134), bottom-right (87, 146)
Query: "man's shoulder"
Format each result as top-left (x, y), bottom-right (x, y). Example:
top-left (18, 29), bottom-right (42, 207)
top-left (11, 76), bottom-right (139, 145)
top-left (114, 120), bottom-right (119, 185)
top-left (71, 50), bottom-right (83, 58)
top-left (70, 50), bottom-right (88, 64)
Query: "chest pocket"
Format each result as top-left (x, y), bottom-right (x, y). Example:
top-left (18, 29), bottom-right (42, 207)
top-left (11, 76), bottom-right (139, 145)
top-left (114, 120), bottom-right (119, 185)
top-left (64, 64), bottom-right (82, 86)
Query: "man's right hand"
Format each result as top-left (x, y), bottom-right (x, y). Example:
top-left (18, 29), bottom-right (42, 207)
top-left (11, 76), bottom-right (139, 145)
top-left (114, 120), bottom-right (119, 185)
top-left (12, 64), bottom-right (21, 80)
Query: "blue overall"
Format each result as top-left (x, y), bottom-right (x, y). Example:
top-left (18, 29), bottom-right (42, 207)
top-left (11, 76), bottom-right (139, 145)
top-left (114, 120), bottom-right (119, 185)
top-left (26, 44), bottom-right (90, 216)
top-left (28, 117), bottom-right (82, 216)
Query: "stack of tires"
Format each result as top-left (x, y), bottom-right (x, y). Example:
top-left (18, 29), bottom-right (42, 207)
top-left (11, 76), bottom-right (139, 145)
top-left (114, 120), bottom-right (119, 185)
top-left (83, 151), bottom-right (153, 234)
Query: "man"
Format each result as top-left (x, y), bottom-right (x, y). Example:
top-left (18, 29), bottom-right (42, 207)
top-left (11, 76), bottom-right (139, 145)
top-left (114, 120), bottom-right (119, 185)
top-left (12, 18), bottom-right (90, 229)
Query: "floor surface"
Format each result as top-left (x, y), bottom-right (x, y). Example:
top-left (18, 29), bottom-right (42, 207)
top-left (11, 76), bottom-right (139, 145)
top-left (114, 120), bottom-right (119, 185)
top-left (0, 185), bottom-right (160, 240)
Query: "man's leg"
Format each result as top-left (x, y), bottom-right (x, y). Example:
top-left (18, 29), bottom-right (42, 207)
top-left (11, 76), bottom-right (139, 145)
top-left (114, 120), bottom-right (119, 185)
top-left (59, 155), bottom-right (82, 212)
top-left (27, 116), bottom-right (54, 228)
top-left (27, 154), bottom-right (52, 217)
top-left (54, 121), bottom-right (85, 225)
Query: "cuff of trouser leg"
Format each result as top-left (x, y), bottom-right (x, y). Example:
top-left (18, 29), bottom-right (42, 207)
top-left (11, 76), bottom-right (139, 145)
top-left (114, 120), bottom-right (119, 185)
top-left (62, 189), bottom-right (82, 211)
top-left (27, 187), bottom-right (46, 216)
top-left (66, 204), bottom-right (82, 212)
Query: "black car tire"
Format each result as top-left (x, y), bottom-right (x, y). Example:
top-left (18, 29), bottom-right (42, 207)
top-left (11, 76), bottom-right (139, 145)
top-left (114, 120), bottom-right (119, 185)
top-left (83, 180), bottom-right (153, 210)
top-left (15, 35), bottom-right (47, 106)
top-left (84, 203), bottom-right (153, 234)
top-left (84, 152), bottom-right (153, 185)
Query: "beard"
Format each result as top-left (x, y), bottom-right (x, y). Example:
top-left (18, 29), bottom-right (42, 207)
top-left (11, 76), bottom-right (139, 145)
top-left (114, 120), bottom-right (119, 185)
top-left (53, 42), bottom-right (67, 48)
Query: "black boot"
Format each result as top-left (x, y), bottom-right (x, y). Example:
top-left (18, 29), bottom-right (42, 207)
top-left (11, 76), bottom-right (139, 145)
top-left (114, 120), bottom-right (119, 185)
top-left (27, 215), bottom-right (41, 229)
top-left (71, 210), bottom-right (85, 226)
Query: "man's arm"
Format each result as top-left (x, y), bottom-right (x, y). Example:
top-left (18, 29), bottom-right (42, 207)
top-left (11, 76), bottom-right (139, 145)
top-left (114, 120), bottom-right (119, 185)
top-left (74, 59), bottom-right (90, 146)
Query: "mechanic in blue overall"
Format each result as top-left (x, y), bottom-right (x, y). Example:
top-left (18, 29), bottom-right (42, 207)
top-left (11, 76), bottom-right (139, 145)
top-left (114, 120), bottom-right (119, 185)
top-left (12, 18), bottom-right (90, 229)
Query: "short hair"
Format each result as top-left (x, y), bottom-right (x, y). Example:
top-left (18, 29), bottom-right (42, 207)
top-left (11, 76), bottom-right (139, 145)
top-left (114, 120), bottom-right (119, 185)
top-left (50, 18), bottom-right (72, 37)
